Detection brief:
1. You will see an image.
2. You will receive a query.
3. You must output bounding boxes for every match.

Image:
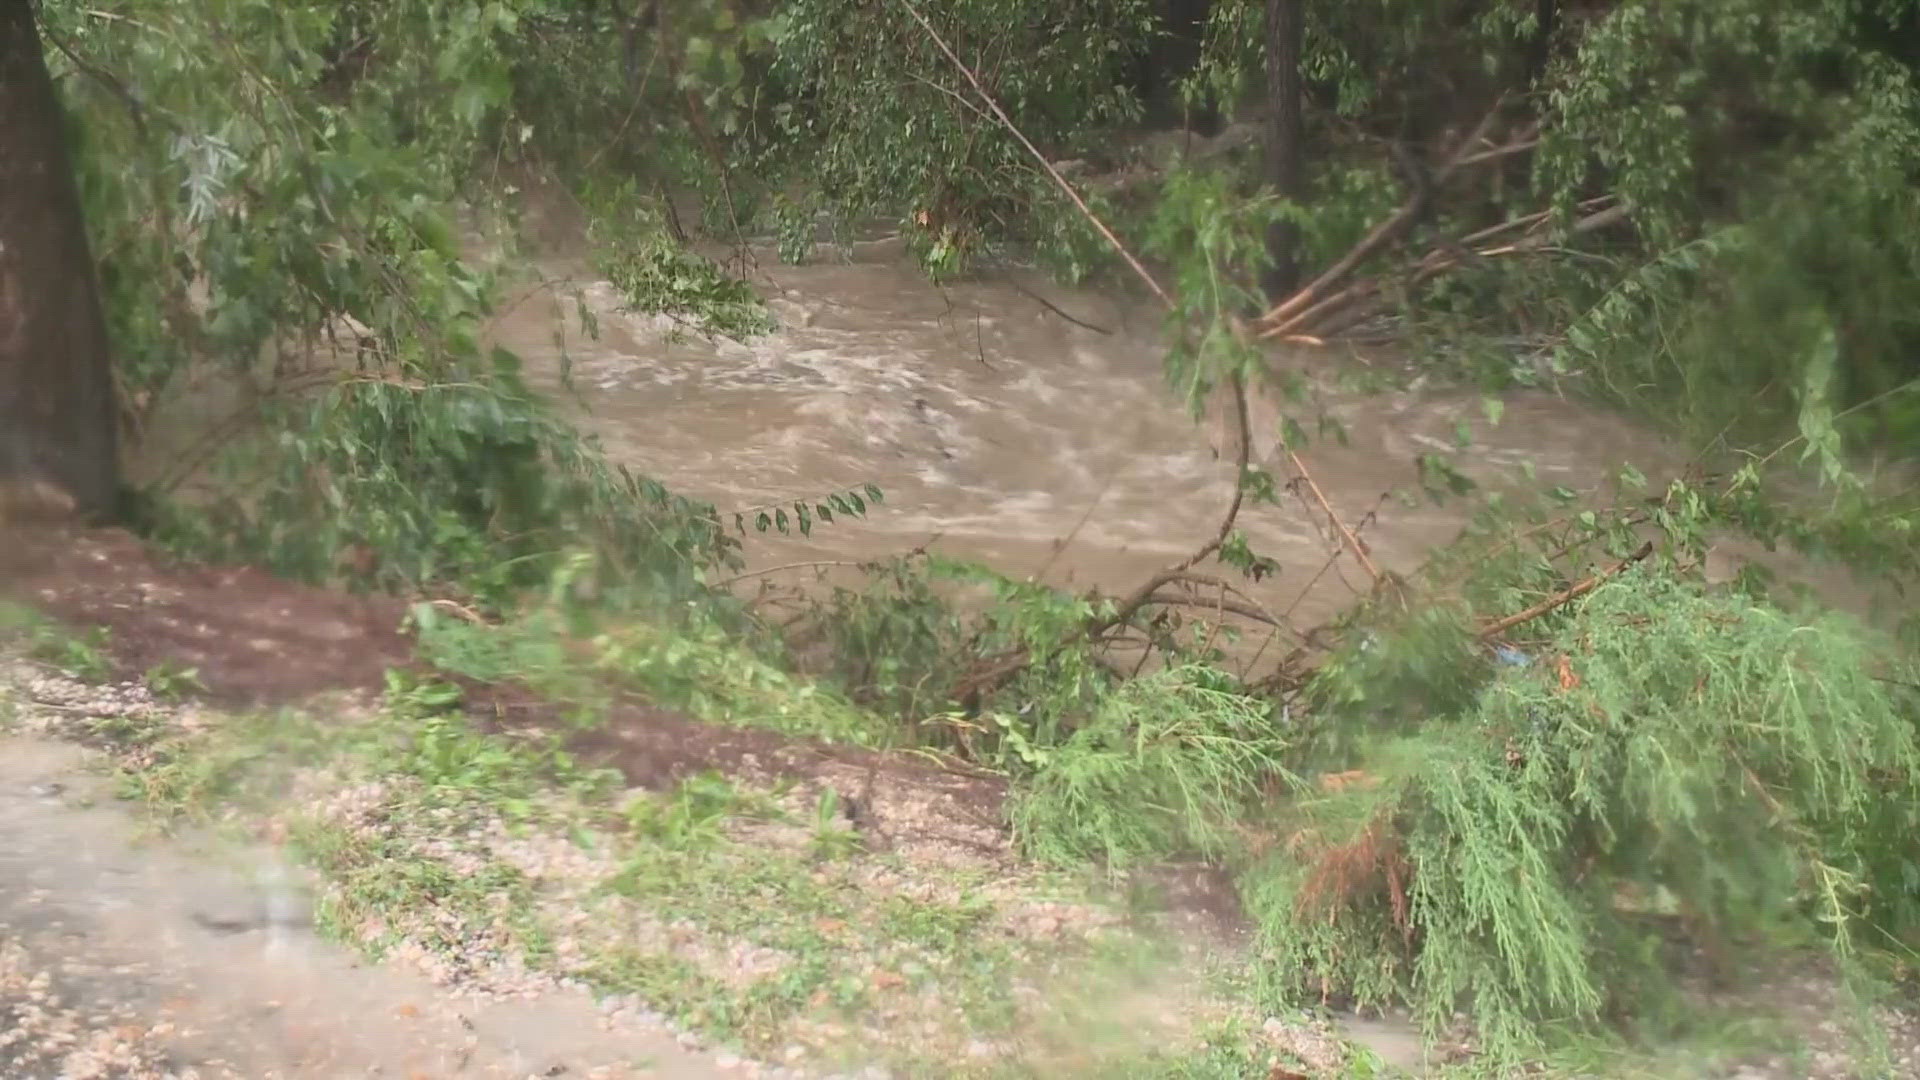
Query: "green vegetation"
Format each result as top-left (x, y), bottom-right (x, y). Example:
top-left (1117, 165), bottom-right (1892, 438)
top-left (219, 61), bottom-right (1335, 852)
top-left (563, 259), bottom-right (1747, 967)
top-left (9, 0), bottom-right (1920, 1074)
top-left (3, 663), bottom-right (1358, 1076)
top-left (1254, 571), bottom-right (1920, 1057)
top-left (0, 603), bottom-right (116, 682)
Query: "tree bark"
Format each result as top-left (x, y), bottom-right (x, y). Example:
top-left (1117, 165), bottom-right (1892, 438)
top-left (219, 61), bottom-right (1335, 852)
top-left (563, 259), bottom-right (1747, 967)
top-left (1526, 0), bottom-right (1558, 89)
top-left (1260, 0), bottom-right (1305, 300)
top-left (0, 0), bottom-right (120, 519)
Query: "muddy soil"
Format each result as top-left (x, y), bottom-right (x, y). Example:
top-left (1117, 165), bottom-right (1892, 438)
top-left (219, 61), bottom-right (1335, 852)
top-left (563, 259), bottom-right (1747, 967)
top-left (0, 522), bottom-right (1007, 818)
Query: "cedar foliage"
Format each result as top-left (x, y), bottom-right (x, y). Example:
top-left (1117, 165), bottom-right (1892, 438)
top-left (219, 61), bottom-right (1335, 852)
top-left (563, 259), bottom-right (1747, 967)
top-left (1243, 570), bottom-right (1920, 1059)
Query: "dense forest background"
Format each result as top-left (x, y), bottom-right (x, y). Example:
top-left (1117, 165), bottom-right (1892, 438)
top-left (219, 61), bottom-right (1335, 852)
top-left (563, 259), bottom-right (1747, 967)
top-left (4, 0), bottom-right (1920, 1069)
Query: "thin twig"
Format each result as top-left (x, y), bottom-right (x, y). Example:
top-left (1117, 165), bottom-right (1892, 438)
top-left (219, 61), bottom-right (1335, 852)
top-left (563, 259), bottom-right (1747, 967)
top-left (1091, 375), bottom-right (1253, 635)
top-left (1002, 277), bottom-right (1114, 335)
top-left (1285, 447), bottom-right (1380, 581)
top-left (1030, 458), bottom-right (1124, 582)
top-left (716, 561), bottom-right (873, 588)
top-left (895, 0), bottom-right (1172, 308)
top-left (1138, 588), bottom-right (1282, 628)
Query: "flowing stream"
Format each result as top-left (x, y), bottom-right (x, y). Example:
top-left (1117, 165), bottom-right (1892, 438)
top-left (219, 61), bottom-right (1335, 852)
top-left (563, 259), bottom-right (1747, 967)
top-left (482, 185), bottom-right (1866, 641)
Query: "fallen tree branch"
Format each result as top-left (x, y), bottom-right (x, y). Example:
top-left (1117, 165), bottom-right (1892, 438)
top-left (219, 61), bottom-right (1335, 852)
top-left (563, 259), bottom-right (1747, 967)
top-left (1089, 374), bottom-right (1254, 637)
top-left (1478, 540), bottom-right (1655, 640)
top-left (715, 560), bottom-right (873, 588)
top-left (1285, 447), bottom-right (1381, 582)
top-left (1137, 589), bottom-right (1283, 628)
top-left (899, 0), bottom-right (1389, 698)
top-left (1002, 276), bottom-right (1114, 335)
top-left (1264, 200), bottom-right (1633, 342)
top-left (1258, 104), bottom-right (1506, 332)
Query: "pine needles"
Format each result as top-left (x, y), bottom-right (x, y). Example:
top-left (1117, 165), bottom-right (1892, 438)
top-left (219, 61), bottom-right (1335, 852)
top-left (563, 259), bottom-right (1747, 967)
top-left (1245, 569), bottom-right (1920, 1061)
top-left (1012, 665), bottom-right (1289, 873)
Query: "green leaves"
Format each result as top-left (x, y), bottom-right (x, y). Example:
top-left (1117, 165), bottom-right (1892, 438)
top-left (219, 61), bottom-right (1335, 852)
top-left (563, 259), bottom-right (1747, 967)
top-left (1253, 568), bottom-right (1920, 1062)
top-left (732, 485), bottom-right (882, 538)
top-left (768, 0), bottom-right (1154, 276)
top-left (1794, 324), bottom-right (1847, 489)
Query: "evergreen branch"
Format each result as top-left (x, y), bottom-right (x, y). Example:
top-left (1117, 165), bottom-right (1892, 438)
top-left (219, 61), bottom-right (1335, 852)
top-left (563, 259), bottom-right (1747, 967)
top-left (1478, 539), bottom-right (1654, 640)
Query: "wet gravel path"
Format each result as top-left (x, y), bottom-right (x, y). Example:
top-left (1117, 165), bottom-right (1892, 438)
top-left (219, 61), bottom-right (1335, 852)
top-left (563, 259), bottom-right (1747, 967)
top-left (0, 736), bottom-right (735, 1079)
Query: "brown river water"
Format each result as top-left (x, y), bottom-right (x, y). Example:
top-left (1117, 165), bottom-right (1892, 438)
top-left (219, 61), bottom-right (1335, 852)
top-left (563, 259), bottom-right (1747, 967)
top-left (127, 180), bottom-right (1881, 647)
top-left (479, 191), bottom-right (1880, 645)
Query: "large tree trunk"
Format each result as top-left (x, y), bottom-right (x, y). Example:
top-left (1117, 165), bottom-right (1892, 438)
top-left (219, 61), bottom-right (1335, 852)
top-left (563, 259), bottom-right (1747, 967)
top-left (0, 0), bottom-right (120, 520)
top-left (1260, 0), bottom-right (1305, 300)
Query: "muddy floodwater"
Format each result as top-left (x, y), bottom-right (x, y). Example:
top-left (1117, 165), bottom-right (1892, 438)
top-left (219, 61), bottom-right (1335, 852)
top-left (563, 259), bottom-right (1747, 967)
top-left (487, 193), bottom-right (1871, 637)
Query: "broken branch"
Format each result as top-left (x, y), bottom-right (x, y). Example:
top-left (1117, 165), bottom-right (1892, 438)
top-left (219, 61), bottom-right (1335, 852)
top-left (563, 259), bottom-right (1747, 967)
top-left (1265, 200), bottom-right (1634, 342)
top-left (1259, 104), bottom-right (1505, 332)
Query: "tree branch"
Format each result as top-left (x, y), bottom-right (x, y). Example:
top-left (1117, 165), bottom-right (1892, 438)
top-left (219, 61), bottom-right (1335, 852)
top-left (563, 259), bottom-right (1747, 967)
top-left (1257, 104), bottom-right (1505, 332)
top-left (1089, 374), bottom-right (1254, 636)
top-left (1478, 540), bottom-right (1654, 640)
top-left (896, 0), bottom-right (1172, 308)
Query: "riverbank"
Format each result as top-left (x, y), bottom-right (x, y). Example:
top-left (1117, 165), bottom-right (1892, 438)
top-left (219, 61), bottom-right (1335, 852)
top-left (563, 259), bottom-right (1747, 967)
top-left (5, 520), bottom-right (1915, 1078)
top-left (0, 522), bottom-right (1388, 1078)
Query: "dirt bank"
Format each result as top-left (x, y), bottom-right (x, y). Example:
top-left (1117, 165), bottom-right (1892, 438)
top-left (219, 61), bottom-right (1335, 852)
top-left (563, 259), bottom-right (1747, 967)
top-left (1, 522), bottom-right (1014, 848)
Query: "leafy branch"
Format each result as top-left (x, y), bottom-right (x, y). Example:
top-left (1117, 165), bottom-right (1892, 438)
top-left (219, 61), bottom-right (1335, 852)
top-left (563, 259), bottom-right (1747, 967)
top-left (729, 484), bottom-right (885, 539)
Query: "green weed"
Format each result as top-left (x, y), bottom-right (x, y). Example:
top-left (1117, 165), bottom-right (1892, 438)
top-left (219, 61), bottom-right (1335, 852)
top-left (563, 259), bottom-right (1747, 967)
top-left (143, 660), bottom-right (205, 703)
top-left (25, 623), bottom-right (114, 682)
top-left (807, 787), bottom-right (863, 860)
top-left (624, 772), bottom-right (764, 850)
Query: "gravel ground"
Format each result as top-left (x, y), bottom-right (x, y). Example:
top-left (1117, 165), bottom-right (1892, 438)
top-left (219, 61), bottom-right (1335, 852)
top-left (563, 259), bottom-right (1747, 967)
top-left (0, 663), bottom-right (1349, 1078)
top-left (0, 935), bottom-right (212, 1080)
top-left (0, 731), bottom-right (741, 1079)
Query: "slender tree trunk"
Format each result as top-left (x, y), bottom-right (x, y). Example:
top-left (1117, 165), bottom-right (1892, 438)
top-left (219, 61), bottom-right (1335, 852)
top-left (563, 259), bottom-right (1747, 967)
top-left (1527, 0), bottom-right (1558, 89)
top-left (1260, 0), bottom-right (1305, 301)
top-left (1137, 0), bottom-right (1214, 129)
top-left (0, 0), bottom-right (120, 519)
